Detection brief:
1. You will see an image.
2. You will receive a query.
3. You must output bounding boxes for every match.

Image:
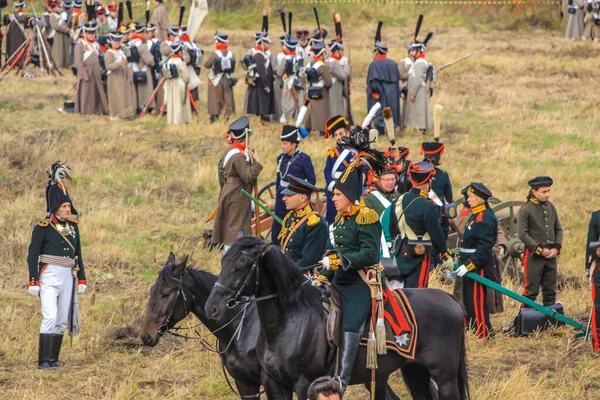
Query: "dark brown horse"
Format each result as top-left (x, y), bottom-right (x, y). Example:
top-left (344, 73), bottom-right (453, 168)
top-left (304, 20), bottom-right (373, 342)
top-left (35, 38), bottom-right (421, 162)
top-left (205, 237), bottom-right (469, 400)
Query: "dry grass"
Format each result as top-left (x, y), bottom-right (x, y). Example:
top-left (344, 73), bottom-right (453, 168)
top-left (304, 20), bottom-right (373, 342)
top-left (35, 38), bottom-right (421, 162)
top-left (2, 4), bottom-right (600, 399)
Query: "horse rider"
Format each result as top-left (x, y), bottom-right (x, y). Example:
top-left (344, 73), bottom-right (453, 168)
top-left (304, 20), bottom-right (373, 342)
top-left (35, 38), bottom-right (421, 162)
top-left (389, 161), bottom-right (454, 289)
top-left (211, 117), bottom-right (263, 252)
top-left (319, 140), bottom-right (385, 392)
top-left (585, 208), bottom-right (600, 351)
top-left (324, 116), bottom-right (353, 223)
top-left (27, 163), bottom-right (87, 369)
top-left (278, 174), bottom-right (328, 275)
top-left (455, 182), bottom-right (498, 339)
top-left (517, 176), bottom-right (562, 306)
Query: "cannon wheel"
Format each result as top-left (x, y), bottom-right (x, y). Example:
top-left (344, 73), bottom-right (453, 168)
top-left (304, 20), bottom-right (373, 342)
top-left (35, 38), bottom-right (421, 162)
top-left (491, 200), bottom-right (525, 280)
top-left (253, 182), bottom-right (328, 240)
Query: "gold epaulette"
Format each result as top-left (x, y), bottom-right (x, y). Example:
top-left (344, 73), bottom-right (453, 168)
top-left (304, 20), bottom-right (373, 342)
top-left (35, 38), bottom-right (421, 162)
top-left (357, 206), bottom-right (379, 225)
top-left (307, 213), bottom-right (320, 226)
top-left (326, 147), bottom-right (336, 158)
top-left (37, 219), bottom-right (50, 228)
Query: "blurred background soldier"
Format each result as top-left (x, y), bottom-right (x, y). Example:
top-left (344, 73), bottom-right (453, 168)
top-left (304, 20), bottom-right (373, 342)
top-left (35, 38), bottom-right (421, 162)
top-left (327, 38), bottom-right (351, 121)
top-left (245, 31), bottom-right (274, 121)
top-left (565, 0), bottom-right (585, 40)
top-left (49, 0), bottom-right (74, 68)
top-left (270, 34), bottom-right (284, 122)
top-left (295, 28), bottom-right (310, 61)
top-left (303, 40), bottom-right (331, 135)
top-left (27, 163), bottom-right (87, 369)
top-left (399, 44), bottom-right (417, 129)
top-left (74, 21), bottom-right (107, 114)
top-left (211, 117), bottom-right (263, 252)
top-left (180, 25), bottom-right (202, 102)
top-left (583, 0), bottom-right (600, 41)
top-left (149, 0), bottom-right (168, 42)
top-left (366, 22), bottom-right (400, 136)
top-left (129, 22), bottom-right (154, 113)
top-left (405, 32), bottom-right (434, 134)
top-left (271, 125), bottom-right (315, 245)
top-left (5, 0), bottom-right (28, 65)
top-left (204, 32), bottom-right (235, 122)
top-left (106, 2), bottom-right (117, 31)
top-left (278, 34), bottom-right (301, 123)
top-left (164, 41), bottom-right (191, 125)
top-left (104, 31), bottom-right (135, 120)
top-left (145, 22), bottom-right (161, 89)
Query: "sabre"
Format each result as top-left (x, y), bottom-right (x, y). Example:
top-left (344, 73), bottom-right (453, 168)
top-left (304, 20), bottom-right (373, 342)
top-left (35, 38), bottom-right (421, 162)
top-left (436, 46), bottom-right (490, 73)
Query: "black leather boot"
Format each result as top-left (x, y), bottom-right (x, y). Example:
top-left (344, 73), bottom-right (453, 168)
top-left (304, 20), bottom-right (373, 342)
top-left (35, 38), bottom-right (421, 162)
top-left (338, 331), bottom-right (361, 392)
top-left (38, 334), bottom-right (53, 369)
top-left (48, 334), bottom-right (63, 367)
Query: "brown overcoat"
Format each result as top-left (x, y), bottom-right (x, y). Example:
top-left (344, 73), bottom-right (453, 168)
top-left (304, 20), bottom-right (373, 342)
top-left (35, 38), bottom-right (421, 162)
top-left (304, 61), bottom-right (332, 132)
top-left (327, 56), bottom-right (351, 119)
top-left (203, 50), bottom-right (235, 116)
top-left (149, 4), bottom-right (170, 42)
top-left (212, 148), bottom-right (263, 246)
top-left (104, 48), bottom-right (136, 119)
top-left (74, 40), bottom-right (108, 115)
top-left (49, 12), bottom-right (72, 68)
top-left (6, 11), bottom-right (28, 66)
top-left (245, 50), bottom-right (274, 116)
top-left (128, 37), bottom-right (155, 111)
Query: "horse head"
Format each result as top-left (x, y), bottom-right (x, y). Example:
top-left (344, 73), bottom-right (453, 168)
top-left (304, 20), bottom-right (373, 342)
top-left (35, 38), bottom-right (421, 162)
top-left (140, 252), bottom-right (192, 347)
top-left (206, 237), bottom-right (272, 324)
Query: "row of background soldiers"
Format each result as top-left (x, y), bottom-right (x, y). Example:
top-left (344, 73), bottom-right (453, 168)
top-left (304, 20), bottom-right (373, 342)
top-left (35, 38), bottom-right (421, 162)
top-left (563, 0), bottom-right (600, 40)
top-left (2, 2), bottom-right (439, 135)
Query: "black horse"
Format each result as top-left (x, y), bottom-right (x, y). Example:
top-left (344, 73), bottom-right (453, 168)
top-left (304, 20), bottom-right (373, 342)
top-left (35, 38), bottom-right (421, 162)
top-left (206, 237), bottom-right (469, 400)
top-left (140, 253), bottom-right (268, 399)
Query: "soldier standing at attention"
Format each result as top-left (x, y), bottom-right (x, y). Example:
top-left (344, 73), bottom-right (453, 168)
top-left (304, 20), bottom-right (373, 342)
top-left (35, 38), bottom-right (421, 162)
top-left (295, 28), bottom-right (311, 62)
top-left (74, 21), bottom-right (108, 115)
top-left (399, 44), bottom-right (417, 129)
top-left (203, 32), bottom-right (236, 123)
top-left (211, 117), bottom-right (263, 252)
top-left (4, 1), bottom-right (28, 65)
top-left (585, 209), bottom-right (600, 351)
top-left (27, 163), bottom-right (87, 369)
top-left (49, 0), bottom-right (75, 68)
top-left (389, 161), bottom-right (454, 288)
top-left (324, 116), bottom-right (353, 223)
top-left (405, 33), bottom-right (434, 134)
top-left (271, 125), bottom-right (316, 246)
top-left (104, 30), bottom-right (135, 120)
top-left (149, 0), bottom-right (168, 42)
top-left (518, 176), bottom-right (562, 306)
top-left (277, 35), bottom-right (302, 124)
top-left (303, 40), bottom-right (331, 135)
top-left (327, 38), bottom-right (351, 121)
top-left (455, 183), bottom-right (498, 339)
top-left (278, 175), bottom-right (328, 272)
top-left (245, 31), bottom-right (274, 122)
top-left (565, 0), bottom-right (585, 40)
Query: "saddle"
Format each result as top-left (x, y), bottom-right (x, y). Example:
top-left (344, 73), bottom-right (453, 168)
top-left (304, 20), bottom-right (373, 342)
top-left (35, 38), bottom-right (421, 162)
top-left (322, 284), bottom-right (419, 360)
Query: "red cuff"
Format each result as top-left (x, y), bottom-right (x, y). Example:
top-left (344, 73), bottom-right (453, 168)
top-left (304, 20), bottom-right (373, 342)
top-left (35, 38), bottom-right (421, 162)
top-left (372, 93), bottom-right (380, 99)
top-left (28, 280), bottom-right (40, 286)
top-left (78, 279), bottom-right (87, 285)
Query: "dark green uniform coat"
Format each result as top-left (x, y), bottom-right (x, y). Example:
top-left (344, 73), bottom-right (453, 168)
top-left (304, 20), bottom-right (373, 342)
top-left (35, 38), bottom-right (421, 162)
top-left (27, 220), bottom-right (86, 286)
top-left (362, 186), bottom-right (398, 217)
top-left (585, 211), bottom-right (600, 351)
top-left (390, 187), bottom-right (448, 288)
top-left (458, 204), bottom-right (497, 338)
top-left (279, 204), bottom-right (329, 269)
top-left (330, 207), bottom-right (382, 333)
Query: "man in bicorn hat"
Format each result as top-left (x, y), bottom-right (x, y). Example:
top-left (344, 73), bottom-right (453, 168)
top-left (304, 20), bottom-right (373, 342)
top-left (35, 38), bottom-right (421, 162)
top-left (149, 0), bottom-right (168, 42)
top-left (245, 32), bottom-right (274, 121)
top-left (366, 38), bottom-right (401, 135)
top-left (271, 125), bottom-right (316, 246)
top-left (204, 32), bottom-right (236, 122)
top-left (278, 175), bottom-right (328, 272)
top-left (74, 21), bottom-right (108, 114)
top-left (324, 116), bottom-right (354, 223)
top-left (389, 161), bottom-right (454, 289)
top-left (212, 117), bottom-right (263, 252)
top-left (303, 40), bottom-right (331, 135)
top-left (4, 1), bottom-right (29, 65)
top-left (327, 38), bottom-right (351, 121)
top-left (27, 163), bottom-right (87, 369)
top-left (518, 176), bottom-right (562, 306)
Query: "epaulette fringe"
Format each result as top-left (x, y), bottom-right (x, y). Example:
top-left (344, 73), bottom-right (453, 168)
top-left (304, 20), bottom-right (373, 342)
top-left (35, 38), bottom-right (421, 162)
top-left (357, 207), bottom-right (379, 225)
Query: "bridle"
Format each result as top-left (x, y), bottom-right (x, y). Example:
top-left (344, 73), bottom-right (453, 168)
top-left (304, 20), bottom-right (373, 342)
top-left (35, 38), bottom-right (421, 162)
top-left (213, 249), bottom-right (280, 309)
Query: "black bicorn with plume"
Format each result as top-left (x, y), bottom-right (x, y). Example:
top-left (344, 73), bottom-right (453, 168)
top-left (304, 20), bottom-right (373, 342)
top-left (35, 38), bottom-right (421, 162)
top-left (45, 161), bottom-right (78, 216)
top-left (340, 130), bottom-right (388, 175)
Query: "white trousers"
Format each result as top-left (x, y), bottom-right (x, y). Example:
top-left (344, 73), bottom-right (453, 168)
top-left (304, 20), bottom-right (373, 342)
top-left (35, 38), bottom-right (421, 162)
top-left (39, 264), bottom-right (73, 334)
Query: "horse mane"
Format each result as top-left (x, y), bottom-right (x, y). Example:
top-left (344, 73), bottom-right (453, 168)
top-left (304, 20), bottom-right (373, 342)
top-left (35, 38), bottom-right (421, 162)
top-left (187, 268), bottom-right (218, 296)
top-left (227, 237), bottom-right (322, 309)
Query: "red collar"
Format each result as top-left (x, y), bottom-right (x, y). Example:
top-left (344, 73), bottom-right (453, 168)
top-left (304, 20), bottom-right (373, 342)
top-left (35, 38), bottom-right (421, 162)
top-left (312, 56), bottom-right (324, 63)
top-left (288, 51), bottom-right (296, 56)
top-left (375, 54), bottom-right (387, 60)
top-left (131, 34), bottom-right (144, 42)
top-left (229, 139), bottom-right (247, 152)
top-left (180, 34), bottom-right (191, 42)
top-left (216, 43), bottom-right (228, 50)
top-left (416, 53), bottom-right (426, 59)
top-left (171, 54), bottom-right (182, 59)
top-left (329, 54), bottom-right (340, 60)
top-left (254, 45), bottom-right (265, 52)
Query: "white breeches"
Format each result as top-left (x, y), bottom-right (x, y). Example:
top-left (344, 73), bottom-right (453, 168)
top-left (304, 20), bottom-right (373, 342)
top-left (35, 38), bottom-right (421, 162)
top-left (39, 264), bottom-right (73, 334)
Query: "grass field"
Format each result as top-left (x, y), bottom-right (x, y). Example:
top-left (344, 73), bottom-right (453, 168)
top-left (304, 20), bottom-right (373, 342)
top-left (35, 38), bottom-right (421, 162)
top-left (2, 2), bottom-right (600, 399)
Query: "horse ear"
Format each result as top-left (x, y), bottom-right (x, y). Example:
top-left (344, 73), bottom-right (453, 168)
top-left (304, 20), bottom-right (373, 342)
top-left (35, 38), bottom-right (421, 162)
top-left (173, 256), bottom-right (188, 278)
top-left (166, 252), bottom-right (176, 266)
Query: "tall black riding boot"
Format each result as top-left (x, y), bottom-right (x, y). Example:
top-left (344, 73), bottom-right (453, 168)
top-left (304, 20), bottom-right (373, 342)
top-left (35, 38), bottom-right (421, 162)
top-left (38, 334), bottom-right (53, 369)
top-left (338, 331), bottom-right (361, 392)
top-left (49, 334), bottom-right (63, 367)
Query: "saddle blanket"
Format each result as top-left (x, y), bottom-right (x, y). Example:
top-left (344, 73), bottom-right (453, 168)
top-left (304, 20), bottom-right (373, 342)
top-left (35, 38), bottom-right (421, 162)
top-left (359, 286), bottom-right (418, 360)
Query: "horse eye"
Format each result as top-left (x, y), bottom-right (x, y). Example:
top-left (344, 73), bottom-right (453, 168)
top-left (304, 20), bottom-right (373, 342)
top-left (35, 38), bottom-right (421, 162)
top-left (161, 293), bottom-right (170, 299)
